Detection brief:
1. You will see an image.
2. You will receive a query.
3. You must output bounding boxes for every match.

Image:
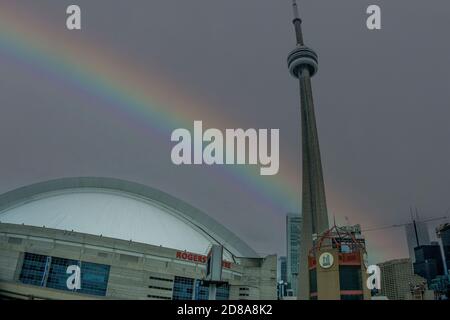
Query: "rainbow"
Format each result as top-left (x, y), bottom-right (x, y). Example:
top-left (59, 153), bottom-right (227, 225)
top-left (0, 3), bottom-right (300, 213)
top-left (0, 3), bottom-right (406, 262)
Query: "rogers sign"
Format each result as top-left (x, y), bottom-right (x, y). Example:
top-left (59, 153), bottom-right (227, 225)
top-left (176, 251), bottom-right (231, 269)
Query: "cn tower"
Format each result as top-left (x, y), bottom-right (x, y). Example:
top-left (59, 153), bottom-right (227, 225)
top-left (287, 1), bottom-right (330, 299)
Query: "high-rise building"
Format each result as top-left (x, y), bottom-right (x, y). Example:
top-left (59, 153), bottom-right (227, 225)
top-left (287, 0), bottom-right (330, 300)
top-left (437, 223), bottom-right (450, 275)
top-left (413, 243), bottom-right (445, 284)
top-left (405, 221), bottom-right (430, 262)
top-left (277, 256), bottom-right (288, 283)
top-left (379, 258), bottom-right (428, 300)
top-left (286, 213), bottom-right (301, 295)
top-left (277, 256), bottom-right (288, 299)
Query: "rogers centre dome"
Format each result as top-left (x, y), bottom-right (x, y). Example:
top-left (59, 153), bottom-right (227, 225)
top-left (0, 177), bottom-right (258, 261)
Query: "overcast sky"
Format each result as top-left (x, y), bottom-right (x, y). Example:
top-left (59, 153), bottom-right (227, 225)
top-left (0, 0), bottom-right (449, 264)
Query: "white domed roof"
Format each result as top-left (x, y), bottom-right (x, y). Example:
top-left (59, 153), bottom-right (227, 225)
top-left (0, 190), bottom-right (215, 255)
top-left (0, 178), bottom-right (258, 260)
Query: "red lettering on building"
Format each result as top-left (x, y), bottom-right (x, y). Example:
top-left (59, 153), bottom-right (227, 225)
top-left (175, 251), bottom-right (231, 268)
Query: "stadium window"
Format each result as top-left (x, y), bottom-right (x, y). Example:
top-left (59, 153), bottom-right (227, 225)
top-left (172, 276), bottom-right (194, 300)
top-left (216, 283), bottom-right (230, 300)
top-left (19, 252), bottom-right (110, 296)
top-left (19, 252), bottom-right (50, 287)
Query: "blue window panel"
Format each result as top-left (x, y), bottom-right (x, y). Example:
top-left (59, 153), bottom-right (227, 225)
top-left (194, 280), bottom-right (229, 300)
top-left (173, 276), bottom-right (194, 300)
top-left (19, 252), bottom-right (49, 286)
top-left (195, 280), bottom-right (209, 300)
top-left (79, 262), bottom-right (110, 296)
top-left (216, 283), bottom-right (230, 300)
top-left (19, 252), bottom-right (110, 297)
top-left (47, 258), bottom-right (109, 296)
top-left (46, 256), bottom-right (79, 291)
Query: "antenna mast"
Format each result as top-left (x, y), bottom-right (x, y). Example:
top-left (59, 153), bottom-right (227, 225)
top-left (291, 0), bottom-right (304, 45)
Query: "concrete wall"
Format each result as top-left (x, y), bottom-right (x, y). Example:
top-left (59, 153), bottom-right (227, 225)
top-left (0, 223), bottom-right (276, 300)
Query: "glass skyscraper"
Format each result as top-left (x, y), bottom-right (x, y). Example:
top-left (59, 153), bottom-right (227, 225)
top-left (278, 256), bottom-right (287, 283)
top-left (438, 223), bottom-right (450, 273)
top-left (405, 221), bottom-right (430, 263)
top-left (413, 244), bottom-right (445, 284)
top-left (286, 213), bottom-right (302, 296)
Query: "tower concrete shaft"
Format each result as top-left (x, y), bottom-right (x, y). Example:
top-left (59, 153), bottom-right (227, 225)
top-left (287, 1), bottom-right (329, 299)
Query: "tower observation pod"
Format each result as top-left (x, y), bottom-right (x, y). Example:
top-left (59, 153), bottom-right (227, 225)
top-left (287, 0), bottom-right (330, 299)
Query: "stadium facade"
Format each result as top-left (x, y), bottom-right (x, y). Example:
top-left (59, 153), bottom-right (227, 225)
top-left (0, 177), bottom-right (276, 300)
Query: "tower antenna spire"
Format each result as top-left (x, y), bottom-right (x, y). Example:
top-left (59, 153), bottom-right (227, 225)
top-left (287, 1), bottom-right (327, 300)
top-left (291, 0), bottom-right (304, 45)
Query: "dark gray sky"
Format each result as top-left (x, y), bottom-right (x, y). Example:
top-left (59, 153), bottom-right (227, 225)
top-left (0, 0), bottom-right (449, 264)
